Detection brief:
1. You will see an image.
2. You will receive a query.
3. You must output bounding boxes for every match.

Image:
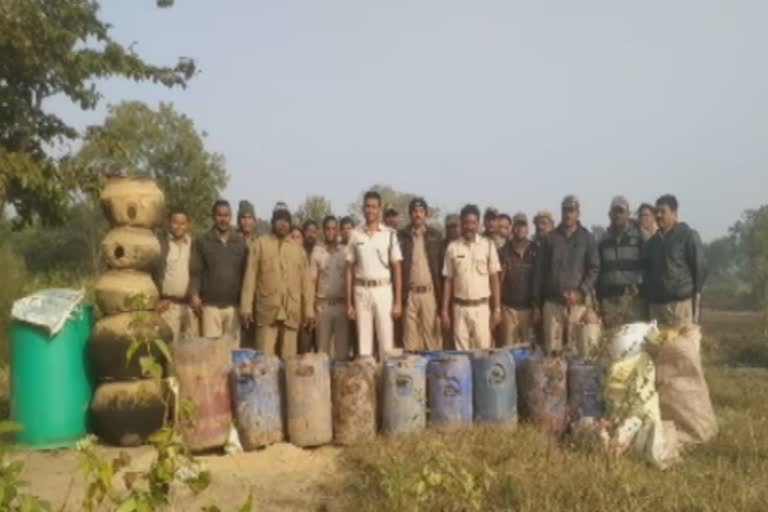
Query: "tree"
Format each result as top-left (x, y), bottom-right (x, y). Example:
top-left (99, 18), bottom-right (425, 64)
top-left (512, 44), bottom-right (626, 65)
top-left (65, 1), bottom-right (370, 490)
top-left (347, 185), bottom-right (441, 226)
top-left (736, 206), bottom-right (768, 334)
top-left (0, 0), bottom-right (195, 226)
top-left (294, 195), bottom-right (334, 226)
top-left (72, 101), bottom-right (228, 230)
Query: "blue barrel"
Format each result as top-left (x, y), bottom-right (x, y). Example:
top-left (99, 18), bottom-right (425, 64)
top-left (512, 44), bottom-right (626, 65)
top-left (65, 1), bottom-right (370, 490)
top-left (382, 355), bottom-right (427, 435)
top-left (567, 360), bottom-right (605, 421)
top-left (427, 355), bottom-right (473, 429)
top-left (510, 348), bottom-right (535, 365)
top-left (472, 350), bottom-right (517, 427)
top-left (285, 353), bottom-right (332, 447)
top-left (230, 349), bottom-right (283, 450)
top-left (518, 356), bottom-right (568, 436)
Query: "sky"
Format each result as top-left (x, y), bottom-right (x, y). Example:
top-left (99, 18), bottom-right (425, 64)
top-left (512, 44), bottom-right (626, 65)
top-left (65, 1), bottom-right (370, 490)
top-left (49, 0), bottom-right (768, 240)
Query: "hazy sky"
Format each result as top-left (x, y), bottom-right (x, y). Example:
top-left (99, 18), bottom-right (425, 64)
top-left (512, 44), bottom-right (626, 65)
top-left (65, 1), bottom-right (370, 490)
top-left (49, 1), bottom-right (768, 240)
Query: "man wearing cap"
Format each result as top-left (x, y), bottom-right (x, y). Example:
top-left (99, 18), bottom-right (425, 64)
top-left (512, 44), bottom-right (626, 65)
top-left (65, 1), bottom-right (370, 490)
top-left (644, 194), bottom-right (706, 328)
top-left (398, 198), bottom-right (445, 351)
top-left (442, 204), bottom-right (502, 350)
top-left (597, 196), bottom-right (647, 329)
top-left (533, 195), bottom-right (600, 356)
top-left (483, 207), bottom-right (506, 250)
top-left (240, 203), bottom-right (315, 358)
top-left (499, 213), bottom-right (537, 348)
top-left (445, 214), bottom-right (461, 245)
top-left (190, 200), bottom-right (248, 346)
top-left (237, 200), bottom-right (258, 245)
top-left (346, 191), bottom-right (404, 359)
top-left (310, 216), bottom-right (350, 360)
top-left (533, 211), bottom-right (555, 244)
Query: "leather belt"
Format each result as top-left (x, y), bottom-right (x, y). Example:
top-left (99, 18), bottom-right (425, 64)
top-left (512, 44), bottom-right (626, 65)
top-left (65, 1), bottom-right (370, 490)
top-left (318, 297), bottom-right (346, 306)
top-left (410, 285), bottom-right (433, 294)
top-left (454, 297), bottom-right (490, 307)
top-left (355, 278), bottom-right (391, 288)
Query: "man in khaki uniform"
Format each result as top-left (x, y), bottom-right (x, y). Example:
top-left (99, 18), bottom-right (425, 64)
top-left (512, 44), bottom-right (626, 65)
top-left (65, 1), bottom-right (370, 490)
top-left (189, 200), bottom-right (248, 346)
top-left (310, 216), bottom-right (350, 360)
top-left (442, 204), bottom-right (502, 350)
top-left (499, 213), bottom-right (537, 348)
top-left (241, 204), bottom-right (315, 358)
top-left (398, 198), bottom-right (444, 351)
top-left (154, 209), bottom-right (198, 343)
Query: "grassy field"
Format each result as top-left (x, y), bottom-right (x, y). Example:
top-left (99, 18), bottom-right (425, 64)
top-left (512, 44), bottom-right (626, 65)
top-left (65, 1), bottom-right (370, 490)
top-left (337, 311), bottom-right (768, 512)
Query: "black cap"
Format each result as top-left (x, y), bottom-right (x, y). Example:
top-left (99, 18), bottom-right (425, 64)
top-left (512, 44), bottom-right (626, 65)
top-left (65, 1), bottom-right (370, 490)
top-left (409, 197), bottom-right (428, 214)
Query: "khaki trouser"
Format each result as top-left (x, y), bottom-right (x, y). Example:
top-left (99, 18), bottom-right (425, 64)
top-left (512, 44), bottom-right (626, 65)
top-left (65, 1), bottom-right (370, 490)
top-left (161, 303), bottom-right (199, 343)
top-left (601, 295), bottom-right (648, 330)
top-left (316, 302), bottom-right (351, 360)
top-left (500, 307), bottom-right (532, 348)
top-left (257, 323), bottom-right (299, 359)
top-left (453, 303), bottom-right (492, 351)
top-left (650, 300), bottom-right (693, 329)
top-left (354, 285), bottom-right (394, 359)
top-left (202, 305), bottom-right (240, 347)
top-left (403, 291), bottom-right (443, 351)
top-left (543, 301), bottom-right (592, 357)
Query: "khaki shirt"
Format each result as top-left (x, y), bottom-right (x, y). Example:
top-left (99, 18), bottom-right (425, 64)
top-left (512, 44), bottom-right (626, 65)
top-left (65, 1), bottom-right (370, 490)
top-left (161, 235), bottom-right (191, 298)
top-left (240, 233), bottom-right (313, 329)
top-left (443, 234), bottom-right (501, 301)
top-left (346, 225), bottom-right (403, 280)
top-left (409, 231), bottom-right (432, 288)
top-left (310, 244), bottom-right (347, 299)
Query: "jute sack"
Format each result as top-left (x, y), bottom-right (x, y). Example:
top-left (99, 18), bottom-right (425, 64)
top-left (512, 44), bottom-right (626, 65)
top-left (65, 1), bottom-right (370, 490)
top-left (101, 227), bottom-right (161, 271)
top-left (95, 270), bottom-right (159, 315)
top-left (100, 176), bottom-right (165, 228)
top-left (653, 325), bottom-right (718, 445)
top-left (90, 380), bottom-right (168, 447)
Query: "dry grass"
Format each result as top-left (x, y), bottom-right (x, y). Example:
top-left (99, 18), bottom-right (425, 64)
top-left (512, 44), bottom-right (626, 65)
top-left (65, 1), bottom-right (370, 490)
top-left (339, 311), bottom-right (768, 512)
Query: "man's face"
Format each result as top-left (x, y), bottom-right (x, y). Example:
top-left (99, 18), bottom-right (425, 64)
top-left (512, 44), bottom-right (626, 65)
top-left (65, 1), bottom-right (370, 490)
top-left (484, 217), bottom-right (497, 235)
top-left (169, 213), bottom-right (189, 239)
top-left (385, 214), bottom-right (400, 229)
top-left (238, 214), bottom-right (256, 235)
top-left (363, 199), bottom-right (381, 224)
top-left (446, 224), bottom-right (460, 241)
top-left (562, 207), bottom-right (579, 228)
top-left (609, 207), bottom-right (629, 228)
top-left (639, 208), bottom-right (656, 229)
top-left (498, 218), bottom-right (512, 239)
top-left (290, 228), bottom-right (304, 243)
top-left (323, 221), bottom-right (338, 244)
top-left (410, 206), bottom-right (427, 228)
top-left (341, 222), bottom-right (354, 243)
top-left (655, 204), bottom-right (677, 231)
top-left (462, 214), bottom-right (479, 240)
top-left (273, 218), bottom-right (291, 238)
top-left (304, 224), bottom-right (318, 245)
top-left (535, 217), bottom-right (553, 237)
top-left (512, 223), bottom-right (529, 242)
top-left (214, 206), bottom-right (231, 233)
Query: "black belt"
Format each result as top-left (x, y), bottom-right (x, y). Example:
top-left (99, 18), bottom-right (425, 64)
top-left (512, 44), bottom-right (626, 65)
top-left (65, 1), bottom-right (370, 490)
top-left (454, 297), bottom-right (489, 306)
top-left (410, 285), bottom-right (433, 294)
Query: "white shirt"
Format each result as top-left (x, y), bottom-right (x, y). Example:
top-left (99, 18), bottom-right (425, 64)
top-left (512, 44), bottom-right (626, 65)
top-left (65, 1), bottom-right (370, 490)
top-left (443, 234), bottom-right (501, 301)
top-left (346, 224), bottom-right (403, 280)
top-left (162, 234), bottom-right (192, 298)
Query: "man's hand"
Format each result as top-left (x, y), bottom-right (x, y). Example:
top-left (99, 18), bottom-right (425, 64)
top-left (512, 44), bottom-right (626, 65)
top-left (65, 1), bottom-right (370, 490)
top-left (491, 309), bottom-right (502, 330)
top-left (156, 299), bottom-right (171, 313)
top-left (241, 311), bottom-right (253, 328)
top-left (347, 304), bottom-right (356, 321)
top-left (532, 307), bottom-right (542, 325)
top-left (189, 295), bottom-right (203, 315)
top-left (392, 302), bottom-right (403, 320)
top-left (563, 289), bottom-right (581, 308)
top-left (304, 315), bottom-right (316, 330)
top-left (441, 309), bottom-right (452, 330)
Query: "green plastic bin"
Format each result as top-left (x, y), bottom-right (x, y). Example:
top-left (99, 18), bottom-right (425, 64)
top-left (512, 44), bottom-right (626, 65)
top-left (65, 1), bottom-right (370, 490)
top-left (10, 304), bottom-right (94, 449)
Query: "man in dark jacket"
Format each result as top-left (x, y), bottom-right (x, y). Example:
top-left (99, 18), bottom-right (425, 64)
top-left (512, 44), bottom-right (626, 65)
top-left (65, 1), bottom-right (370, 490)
top-left (645, 194), bottom-right (706, 328)
top-left (398, 197), bottom-right (445, 350)
top-left (189, 200), bottom-right (248, 346)
top-left (499, 213), bottom-right (537, 348)
top-left (534, 195), bottom-right (600, 356)
top-left (597, 196), bottom-right (647, 329)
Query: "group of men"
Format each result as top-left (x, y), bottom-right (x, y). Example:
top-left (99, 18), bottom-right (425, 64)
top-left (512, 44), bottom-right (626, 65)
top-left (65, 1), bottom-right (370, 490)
top-left (153, 190), bottom-right (706, 361)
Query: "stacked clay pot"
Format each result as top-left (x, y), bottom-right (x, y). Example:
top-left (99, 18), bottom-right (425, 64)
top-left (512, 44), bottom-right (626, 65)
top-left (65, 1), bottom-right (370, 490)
top-left (90, 176), bottom-right (172, 446)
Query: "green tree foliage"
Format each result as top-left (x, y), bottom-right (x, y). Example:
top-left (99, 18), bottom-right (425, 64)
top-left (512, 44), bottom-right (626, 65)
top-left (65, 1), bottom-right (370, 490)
top-left (294, 195), bottom-right (334, 226)
top-left (73, 101), bottom-right (228, 230)
top-left (735, 206), bottom-right (768, 334)
top-left (348, 185), bottom-right (441, 226)
top-left (0, 0), bottom-right (195, 226)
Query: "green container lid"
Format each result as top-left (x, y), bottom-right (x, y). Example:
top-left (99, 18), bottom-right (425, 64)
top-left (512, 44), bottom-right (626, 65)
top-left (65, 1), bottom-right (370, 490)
top-left (10, 304), bottom-right (94, 449)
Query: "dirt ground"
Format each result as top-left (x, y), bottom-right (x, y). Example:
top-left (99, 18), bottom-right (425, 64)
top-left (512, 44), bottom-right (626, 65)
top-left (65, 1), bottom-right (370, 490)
top-left (18, 442), bottom-right (344, 511)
